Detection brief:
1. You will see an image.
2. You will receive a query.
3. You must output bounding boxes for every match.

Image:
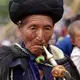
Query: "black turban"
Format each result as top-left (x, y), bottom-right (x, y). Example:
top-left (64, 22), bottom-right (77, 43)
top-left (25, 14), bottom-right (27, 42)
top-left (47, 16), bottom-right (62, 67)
top-left (9, 0), bottom-right (64, 24)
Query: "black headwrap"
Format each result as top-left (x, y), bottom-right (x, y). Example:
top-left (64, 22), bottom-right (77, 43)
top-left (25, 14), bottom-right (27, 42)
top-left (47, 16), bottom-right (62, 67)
top-left (9, 0), bottom-right (64, 24)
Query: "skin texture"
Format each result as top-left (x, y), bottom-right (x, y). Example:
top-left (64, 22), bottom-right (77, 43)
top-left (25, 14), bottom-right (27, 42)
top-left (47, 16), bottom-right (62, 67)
top-left (18, 15), bottom-right (54, 57)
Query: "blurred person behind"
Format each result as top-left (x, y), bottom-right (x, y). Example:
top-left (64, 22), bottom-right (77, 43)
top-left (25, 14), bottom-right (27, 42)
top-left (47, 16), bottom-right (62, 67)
top-left (56, 18), bottom-right (73, 56)
top-left (68, 20), bottom-right (80, 74)
top-left (56, 13), bottom-right (80, 56)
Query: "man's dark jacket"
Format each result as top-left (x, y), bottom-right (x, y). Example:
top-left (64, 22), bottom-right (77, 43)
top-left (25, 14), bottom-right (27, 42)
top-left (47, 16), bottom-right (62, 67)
top-left (0, 44), bottom-right (80, 80)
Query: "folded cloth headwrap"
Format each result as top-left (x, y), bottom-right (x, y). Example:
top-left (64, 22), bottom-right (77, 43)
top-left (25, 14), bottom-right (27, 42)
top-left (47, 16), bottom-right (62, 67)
top-left (9, 0), bottom-right (64, 24)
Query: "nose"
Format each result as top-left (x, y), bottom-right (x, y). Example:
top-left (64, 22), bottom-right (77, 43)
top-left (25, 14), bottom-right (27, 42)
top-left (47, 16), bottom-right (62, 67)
top-left (36, 29), bottom-right (45, 43)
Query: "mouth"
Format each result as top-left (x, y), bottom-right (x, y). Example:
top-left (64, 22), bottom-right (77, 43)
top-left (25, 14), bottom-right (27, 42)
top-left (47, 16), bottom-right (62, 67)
top-left (28, 42), bottom-right (48, 53)
top-left (34, 43), bottom-right (47, 49)
top-left (33, 45), bottom-right (43, 50)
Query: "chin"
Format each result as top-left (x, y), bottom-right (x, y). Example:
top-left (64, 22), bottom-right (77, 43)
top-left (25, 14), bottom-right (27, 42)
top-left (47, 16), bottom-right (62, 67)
top-left (33, 53), bottom-right (42, 57)
top-left (32, 50), bottom-right (43, 57)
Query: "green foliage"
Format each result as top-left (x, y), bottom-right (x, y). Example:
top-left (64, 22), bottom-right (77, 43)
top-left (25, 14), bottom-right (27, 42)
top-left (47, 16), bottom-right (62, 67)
top-left (0, 6), bottom-right (8, 17)
top-left (0, 0), bottom-right (8, 16)
top-left (0, 0), bottom-right (9, 24)
top-left (0, 0), bottom-right (8, 5)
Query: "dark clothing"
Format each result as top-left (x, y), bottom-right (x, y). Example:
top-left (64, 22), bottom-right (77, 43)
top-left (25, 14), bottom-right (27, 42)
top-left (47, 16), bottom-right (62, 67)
top-left (0, 43), bottom-right (79, 80)
top-left (56, 36), bottom-right (73, 56)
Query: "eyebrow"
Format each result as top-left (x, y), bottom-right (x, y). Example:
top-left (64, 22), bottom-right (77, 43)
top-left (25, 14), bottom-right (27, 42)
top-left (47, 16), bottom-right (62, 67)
top-left (44, 24), bottom-right (53, 28)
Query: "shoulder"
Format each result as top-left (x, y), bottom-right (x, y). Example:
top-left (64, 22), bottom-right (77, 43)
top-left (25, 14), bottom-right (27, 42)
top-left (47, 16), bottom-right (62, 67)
top-left (0, 45), bottom-right (11, 51)
top-left (71, 46), bottom-right (80, 56)
top-left (0, 45), bottom-right (13, 60)
top-left (0, 45), bottom-right (12, 53)
top-left (49, 45), bottom-right (65, 59)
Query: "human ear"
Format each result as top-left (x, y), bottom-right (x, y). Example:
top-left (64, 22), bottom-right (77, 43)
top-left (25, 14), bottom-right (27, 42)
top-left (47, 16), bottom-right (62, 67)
top-left (71, 38), bottom-right (75, 45)
top-left (17, 28), bottom-right (23, 38)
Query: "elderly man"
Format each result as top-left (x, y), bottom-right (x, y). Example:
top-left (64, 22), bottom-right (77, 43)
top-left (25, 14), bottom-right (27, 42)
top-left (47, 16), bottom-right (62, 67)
top-left (0, 0), bottom-right (79, 80)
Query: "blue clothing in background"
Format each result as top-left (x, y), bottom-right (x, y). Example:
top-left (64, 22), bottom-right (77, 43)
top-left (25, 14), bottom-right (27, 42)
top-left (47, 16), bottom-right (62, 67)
top-left (56, 36), bottom-right (73, 56)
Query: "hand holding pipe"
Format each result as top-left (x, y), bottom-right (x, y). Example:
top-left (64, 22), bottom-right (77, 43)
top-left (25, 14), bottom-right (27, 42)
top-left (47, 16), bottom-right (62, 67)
top-left (43, 46), bottom-right (67, 79)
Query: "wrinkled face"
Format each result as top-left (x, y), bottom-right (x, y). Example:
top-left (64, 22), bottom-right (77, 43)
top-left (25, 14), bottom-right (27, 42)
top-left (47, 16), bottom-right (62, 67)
top-left (18, 15), bottom-right (54, 57)
top-left (73, 29), bottom-right (80, 48)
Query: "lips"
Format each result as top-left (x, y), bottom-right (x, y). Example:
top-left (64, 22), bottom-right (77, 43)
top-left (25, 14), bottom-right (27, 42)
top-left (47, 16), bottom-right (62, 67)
top-left (32, 42), bottom-right (47, 47)
top-left (31, 45), bottom-right (43, 50)
top-left (29, 45), bottom-right (45, 53)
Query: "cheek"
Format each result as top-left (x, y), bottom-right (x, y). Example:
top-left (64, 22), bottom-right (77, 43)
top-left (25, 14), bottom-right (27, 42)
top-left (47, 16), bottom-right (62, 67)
top-left (44, 31), bottom-right (53, 42)
top-left (21, 30), bottom-right (36, 43)
top-left (74, 38), bottom-right (80, 47)
top-left (76, 40), bottom-right (80, 45)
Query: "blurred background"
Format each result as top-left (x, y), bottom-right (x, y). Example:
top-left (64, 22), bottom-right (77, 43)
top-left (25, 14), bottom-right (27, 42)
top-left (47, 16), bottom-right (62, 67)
top-left (0, 0), bottom-right (80, 46)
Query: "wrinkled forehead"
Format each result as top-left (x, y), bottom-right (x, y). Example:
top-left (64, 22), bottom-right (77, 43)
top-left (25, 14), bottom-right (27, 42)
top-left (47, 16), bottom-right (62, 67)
top-left (21, 14), bottom-right (54, 25)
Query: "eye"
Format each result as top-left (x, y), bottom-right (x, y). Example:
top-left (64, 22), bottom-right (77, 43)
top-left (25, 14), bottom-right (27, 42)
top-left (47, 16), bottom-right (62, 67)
top-left (44, 25), bottom-right (53, 30)
top-left (45, 27), bottom-right (51, 30)
top-left (29, 25), bottom-right (37, 30)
